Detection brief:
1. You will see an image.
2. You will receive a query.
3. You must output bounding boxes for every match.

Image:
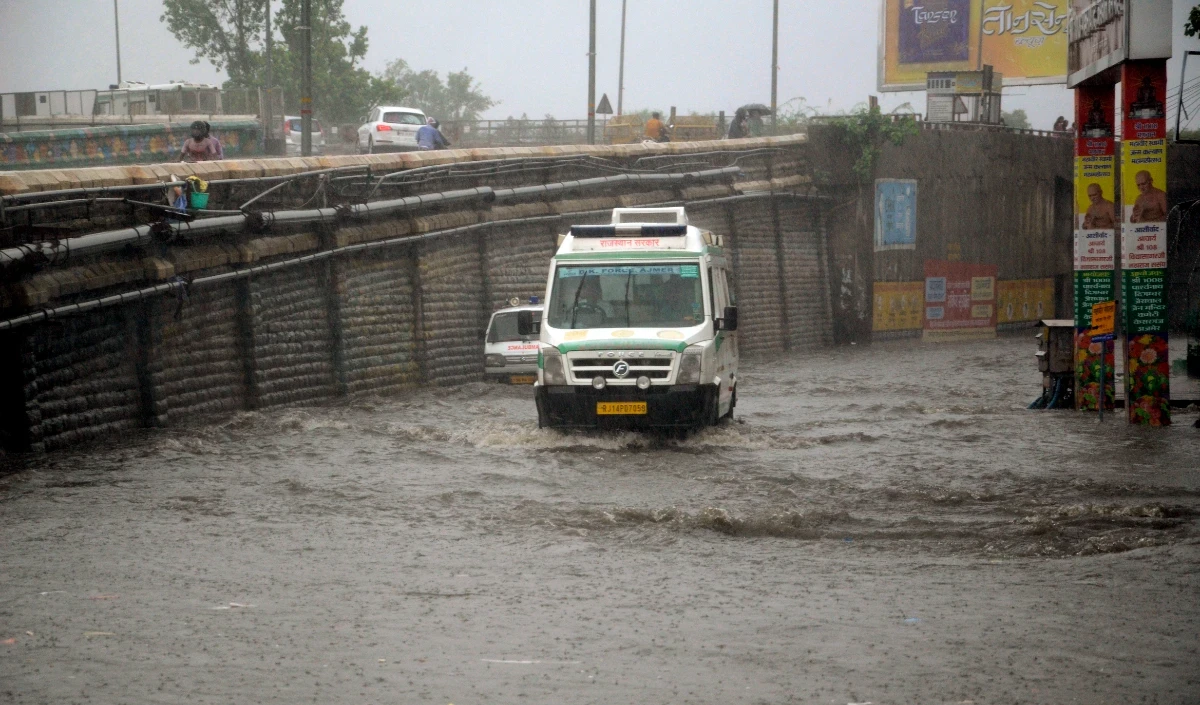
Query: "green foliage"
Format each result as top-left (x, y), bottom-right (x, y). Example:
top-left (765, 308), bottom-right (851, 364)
top-left (373, 60), bottom-right (497, 122)
top-left (1001, 109), bottom-right (1030, 129)
top-left (160, 0), bottom-right (266, 85)
top-left (822, 104), bottom-right (920, 182)
top-left (272, 0), bottom-right (372, 124)
top-left (774, 97), bottom-right (820, 131)
top-left (1186, 4), bottom-right (1200, 36)
top-left (160, 0), bottom-right (493, 126)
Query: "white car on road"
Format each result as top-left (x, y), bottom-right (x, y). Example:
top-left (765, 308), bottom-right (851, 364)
top-left (357, 106), bottom-right (427, 154)
top-left (283, 115), bottom-right (325, 155)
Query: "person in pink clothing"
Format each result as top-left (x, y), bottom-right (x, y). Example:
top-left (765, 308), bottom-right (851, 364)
top-left (179, 120), bottom-right (220, 162)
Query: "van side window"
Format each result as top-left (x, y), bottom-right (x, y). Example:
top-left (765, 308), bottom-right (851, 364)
top-left (707, 267), bottom-right (716, 318)
top-left (720, 269), bottom-right (735, 306)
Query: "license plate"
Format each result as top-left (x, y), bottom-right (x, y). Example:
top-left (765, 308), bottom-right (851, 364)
top-left (509, 375), bottom-right (537, 385)
top-left (597, 402), bottom-right (647, 415)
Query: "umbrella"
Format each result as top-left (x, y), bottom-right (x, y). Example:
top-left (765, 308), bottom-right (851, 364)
top-left (738, 103), bottom-right (773, 116)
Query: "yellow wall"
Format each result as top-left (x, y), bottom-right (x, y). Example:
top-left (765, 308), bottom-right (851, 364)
top-left (873, 278), bottom-right (1054, 331)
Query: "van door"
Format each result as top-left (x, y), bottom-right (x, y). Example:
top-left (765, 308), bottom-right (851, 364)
top-left (714, 267), bottom-right (737, 415)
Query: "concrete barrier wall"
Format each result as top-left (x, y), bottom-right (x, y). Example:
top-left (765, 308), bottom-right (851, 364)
top-left (0, 136), bottom-right (840, 453)
top-left (0, 119), bottom-right (262, 171)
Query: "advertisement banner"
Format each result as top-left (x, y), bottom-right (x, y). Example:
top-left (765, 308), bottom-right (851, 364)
top-left (880, 0), bottom-right (1069, 91)
top-left (1075, 329), bottom-right (1116, 411)
top-left (1119, 60), bottom-right (1169, 426)
top-left (996, 279), bottom-right (1053, 324)
top-left (872, 281), bottom-right (925, 331)
top-left (1073, 270), bottom-right (1114, 327)
top-left (874, 179), bottom-right (918, 251)
top-left (1072, 83), bottom-right (1116, 413)
top-left (922, 260), bottom-right (998, 341)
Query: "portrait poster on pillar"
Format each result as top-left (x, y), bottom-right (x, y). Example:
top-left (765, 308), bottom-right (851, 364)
top-left (1119, 60), bottom-right (1170, 427)
top-left (1120, 62), bottom-right (1168, 271)
top-left (1073, 85), bottom-right (1116, 272)
top-left (922, 260), bottom-right (998, 341)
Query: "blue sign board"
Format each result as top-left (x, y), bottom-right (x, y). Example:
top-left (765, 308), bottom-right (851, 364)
top-left (875, 179), bottom-right (918, 251)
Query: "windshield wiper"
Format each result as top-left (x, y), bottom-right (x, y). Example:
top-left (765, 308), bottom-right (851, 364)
top-left (568, 273), bottom-right (587, 329)
top-left (624, 271), bottom-right (632, 327)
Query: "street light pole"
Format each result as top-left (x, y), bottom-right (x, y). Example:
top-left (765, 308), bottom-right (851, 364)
top-left (617, 0), bottom-right (626, 116)
top-left (587, 0), bottom-right (597, 144)
top-left (264, 0), bottom-right (274, 149)
top-left (771, 0), bottom-right (779, 134)
top-left (113, 0), bottom-right (123, 85)
top-left (300, 0), bottom-right (312, 156)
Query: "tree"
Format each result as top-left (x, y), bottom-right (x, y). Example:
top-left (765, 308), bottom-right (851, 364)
top-left (1186, 4), bottom-right (1200, 36)
top-left (271, 0), bottom-right (373, 124)
top-left (375, 59), bottom-right (497, 122)
top-left (160, 0), bottom-right (266, 86)
top-left (1001, 109), bottom-right (1030, 129)
top-left (161, 0), bottom-right (494, 126)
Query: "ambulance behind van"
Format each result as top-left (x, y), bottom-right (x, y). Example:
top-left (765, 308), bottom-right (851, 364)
top-left (519, 207), bottom-right (739, 429)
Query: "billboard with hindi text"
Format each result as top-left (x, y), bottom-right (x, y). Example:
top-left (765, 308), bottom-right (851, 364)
top-left (879, 0), bottom-right (1070, 91)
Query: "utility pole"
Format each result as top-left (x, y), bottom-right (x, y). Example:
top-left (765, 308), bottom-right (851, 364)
top-left (617, 0), bottom-right (626, 116)
top-left (113, 0), bottom-right (123, 85)
top-left (771, 0), bottom-right (779, 134)
top-left (300, 0), bottom-right (312, 156)
top-left (587, 0), bottom-right (597, 144)
top-left (264, 0), bottom-right (274, 151)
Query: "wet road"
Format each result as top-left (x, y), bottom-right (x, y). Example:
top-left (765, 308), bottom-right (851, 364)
top-left (2, 337), bottom-right (1198, 704)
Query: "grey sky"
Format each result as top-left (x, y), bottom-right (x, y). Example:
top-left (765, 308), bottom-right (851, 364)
top-left (1, 1), bottom-right (1197, 130)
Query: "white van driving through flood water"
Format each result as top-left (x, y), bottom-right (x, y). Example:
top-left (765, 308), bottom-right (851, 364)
top-left (518, 207), bottom-right (739, 429)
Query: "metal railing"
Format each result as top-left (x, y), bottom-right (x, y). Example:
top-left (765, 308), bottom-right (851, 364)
top-left (1, 87), bottom-right (272, 130)
top-left (439, 118), bottom-right (608, 147)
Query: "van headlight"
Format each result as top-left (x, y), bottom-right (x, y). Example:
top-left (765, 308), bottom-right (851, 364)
top-left (485, 354), bottom-right (506, 368)
top-left (541, 348), bottom-right (568, 385)
top-left (677, 347), bottom-right (703, 384)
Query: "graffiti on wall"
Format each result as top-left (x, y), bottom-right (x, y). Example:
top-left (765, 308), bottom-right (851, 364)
top-left (0, 120), bottom-right (261, 169)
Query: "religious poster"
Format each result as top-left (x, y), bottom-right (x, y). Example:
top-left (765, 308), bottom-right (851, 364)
top-left (1119, 59), bottom-right (1170, 426)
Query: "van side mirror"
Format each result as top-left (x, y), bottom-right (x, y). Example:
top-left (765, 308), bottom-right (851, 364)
top-left (517, 311), bottom-right (540, 336)
top-left (717, 306), bottom-right (738, 332)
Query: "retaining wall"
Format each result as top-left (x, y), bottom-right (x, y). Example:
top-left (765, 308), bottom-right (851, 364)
top-left (0, 135), bottom-right (837, 453)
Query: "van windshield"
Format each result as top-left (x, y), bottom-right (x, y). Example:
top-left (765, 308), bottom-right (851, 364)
top-left (488, 311), bottom-right (541, 343)
top-left (547, 264), bottom-right (705, 330)
top-left (383, 112), bottom-right (425, 125)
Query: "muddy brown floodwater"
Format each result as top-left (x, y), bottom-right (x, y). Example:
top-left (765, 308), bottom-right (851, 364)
top-left (1, 336), bottom-right (1198, 705)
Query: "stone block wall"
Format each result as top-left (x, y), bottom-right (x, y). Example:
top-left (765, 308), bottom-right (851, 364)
top-left (0, 135), bottom-right (847, 453)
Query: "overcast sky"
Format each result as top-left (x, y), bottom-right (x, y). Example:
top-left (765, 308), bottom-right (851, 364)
top-left (1, 0), bottom-right (1197, 130)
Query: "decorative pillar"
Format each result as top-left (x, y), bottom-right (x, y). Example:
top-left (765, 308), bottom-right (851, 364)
top-left (1119, 60), bottom-right (1170, 426)
top-left (1073, 84), bottom-right (1117, 412)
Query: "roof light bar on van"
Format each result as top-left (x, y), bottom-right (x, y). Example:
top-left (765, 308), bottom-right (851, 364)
top-left (569, 224), bottom-right (688, 238)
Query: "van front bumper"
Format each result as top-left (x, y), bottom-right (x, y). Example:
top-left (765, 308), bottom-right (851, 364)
top-left (535, 384), bottom-right (718, 429)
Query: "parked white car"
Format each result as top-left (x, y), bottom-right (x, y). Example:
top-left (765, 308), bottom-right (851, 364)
top-left (357, 106), bottom-right (427, 154)
top-left (282, 115), bottom-right (324, 155)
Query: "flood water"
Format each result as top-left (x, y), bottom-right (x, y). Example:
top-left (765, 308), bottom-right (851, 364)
top-left (2, 336), bottom-right (1198, 704)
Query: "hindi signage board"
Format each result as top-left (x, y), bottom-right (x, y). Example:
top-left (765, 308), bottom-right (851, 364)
top-left (1067, 0), bottom-right (1174, 88)
top-left (922, 260), bottom-right (998, 341)
top-left (879, 0), bottom-right (1069, 91)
